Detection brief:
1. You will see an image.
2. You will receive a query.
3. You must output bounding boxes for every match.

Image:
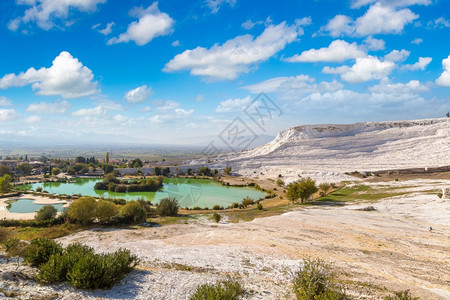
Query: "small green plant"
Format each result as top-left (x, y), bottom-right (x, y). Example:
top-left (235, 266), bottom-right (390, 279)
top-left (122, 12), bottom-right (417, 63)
top-left (292, 258), bottom-right (346, 300)
top-left (384, 290), bottom-right (418, 300)
top-left (257, 203), bottom-right (263, 210)
top-left (24, 238), bottom-right (63, 267)
top-left (190, 278), bottom-right (245, 300)
top-left (213, 213), bottom-right (221, 223)
top-left (156, 197), bottom-right (179, 216)
top-left (437, 193), bottom-right (443, 198)
top-left (120, 201), bottom-right (147, 223)
top-left (35, 205), bottom-right (58, 221)
top-left (276, 178), bottom-right (285, 187)
top-left (241, 196), bottom-right (254, 208)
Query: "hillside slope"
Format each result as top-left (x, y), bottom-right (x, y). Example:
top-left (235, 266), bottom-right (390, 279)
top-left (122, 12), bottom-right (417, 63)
top-left (199, 118), bottom-right (450, 182)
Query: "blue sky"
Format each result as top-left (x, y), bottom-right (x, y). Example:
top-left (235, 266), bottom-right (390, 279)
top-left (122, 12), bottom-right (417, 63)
top-left (0, 0), bottom-right (449, 146)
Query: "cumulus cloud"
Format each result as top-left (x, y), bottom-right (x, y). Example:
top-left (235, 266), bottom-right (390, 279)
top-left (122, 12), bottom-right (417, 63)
top-left (0, 109), bottom-right (19, 122)
top-left (26, 101), bottom-right (70, 114)
top-left (411, 38), bottom-right (423, 45)
top-left (95, 22), bottom-right (114, 35)
top-left (351, 0), bottom-right (431, 9)
top-left (436, 55), bottom-right (450, 87)
top-left (125, 85), bottom-right (153, 103)
top-left (285, 40), bottom-right (366, 63)
top-left (384, 49), bottom-right (410, 62)
top-left (25, 115), bottom-right (42, 123)
top-left (149, 108), bottom-right (194, 123)
top-left (155, 100), bottom-right (182, 111)
top-left (363, 36), bottom-right (385, 50)
top-left (369, 80), bottom-right (429, 93)
top-left (401, 57), bottom-right (432, 71)
top-left (243, 75), bottom-right (343, 99)
top-left (0, 51), bottom-right (98, 98)
top-left (216, 96), bottom-right (252, 113)
top-left (205, 0), bottom-right (236, 13)
top-left (72, 105), bottom-right (105, 116)
top-left (323, 55), bottom-right (395, 83)
top-left (164, 22), bottom-right (301, 81)
top-left (0, 97), bottom-right (12, 106)
top-left (428, 17), bottom-right (450, 29)
top-left (107, 2), bottom-right (174, 46)
top-left (241, 19), bottom-right (263, 30)
top-left (9, 0), bottom-right (106, 31)
top-left (323, 3), bottom-right (418, 37)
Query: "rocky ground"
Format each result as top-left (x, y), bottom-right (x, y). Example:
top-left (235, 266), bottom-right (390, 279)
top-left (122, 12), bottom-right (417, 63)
top-left (0, 179), bottom-right (449, 299)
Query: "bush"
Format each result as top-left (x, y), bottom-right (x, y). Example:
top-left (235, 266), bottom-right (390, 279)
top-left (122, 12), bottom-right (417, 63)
top-left (276, 178), bottom-right (285, 187)
top-left (35, 205), bottom-right (58, 221)
top-left (68, 197), bottom-right (97, 225)
top-left (36, 187), bottom-right (43, 192)
top-left (213, 213), bottom-right (221, 223)
top-left (190, 278), bottom-right (245, 300)
top-left (120, 201), bottom-right (147, 223)
top-left (384, 290), bottom-right (418, 300)
top-left (24, 238), bottom-right (63, 267)
top-left (38, 242), bottom-right (138, 289)
top-left (241, 196), bottom-right (254, 208)
top-left (292, 258), bottom-right (346, 300)
top-left (231, 202), bottom-right (239, 209)
top-left (95, 200), bottom-right (118, 224)
top-left (287, 178), bottom-right (318, 203)
top-left (257, 203), bottom-right (263, 210)
top-left (0, 227), bottom-right (11, 243)
top-left (156, 197), bottom-right (179, 217)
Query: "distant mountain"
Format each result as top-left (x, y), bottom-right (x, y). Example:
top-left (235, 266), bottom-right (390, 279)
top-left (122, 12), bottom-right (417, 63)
top-left (193, 118), bottom-right (450, 182)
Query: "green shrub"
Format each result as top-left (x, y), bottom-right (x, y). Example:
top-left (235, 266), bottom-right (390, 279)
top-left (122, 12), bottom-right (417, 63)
top-left (95, 200), bottom-right (118, 224)
top-left (384, 290), bottom-right (418, 300)
top-left (276, 178), bottom-right (285, 187)
top-left (68, 197), bottom-right (97, 225)
top-left (24, 238), bottom-right (63, 267)
top-left (35, 205), bottom-right (58, 221)
top-left (437, 193), bottom-right (443, 198)
top-left (0, 227), bottom-right (10, 243)
top-left (156, 197), bottom-right (179, 216)
top-left (231, 202), bottom-right (239, 209)
top-left (257, 203), bottom-right (263, 210)
top-left (190, 278), bottom-right (245, 300)
top-left (120, 201), bottom-right (147, 223)
top-left (292, 258), bottom-right (346, 300)
top-left (241, 196), bottom-right (254, 208)
top-left (213, 213), bottom-right (221, 223)
top-left (212, 205), bottom-right (222, 210)
top-left (36, 187), bottom-right (43, 192)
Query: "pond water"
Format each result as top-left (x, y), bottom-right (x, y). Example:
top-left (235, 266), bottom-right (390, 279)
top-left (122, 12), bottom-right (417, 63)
top-left (17, 178), bottom-right (266, 208)
top-left (7, 199), bottom-right (66, 213)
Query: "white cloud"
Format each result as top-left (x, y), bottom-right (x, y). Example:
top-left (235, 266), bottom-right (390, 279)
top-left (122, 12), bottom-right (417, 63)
top-left (140, 106), bottom-right (152, 112)
top-left (243, 75), bottom-right (344, 100)
top-left (25, 115), bottom-right (42, 123)
top-left (149, 108), bottom-right (194, 123)
top-left (241, 19), bottom-right (263, 30)
top-left (0, 109), bottom-right (19, 122)
top-left (351, 0), bottom-right (431, 9)
top-left (171, 40), bottom-right (180, 47)
top-left (9, 0), bottom-right (106, 31)
top-left (384, 49), bottom-right (410, 62)
top-left (285, 40), bottom-right (366, 63)
top-left (323, 55), bottom-right (395, 83)
top-left (26, 100), bottom-right (70, 114)
top-left (411, 38), bottom-right (423, 45)
top-left (155, 100), bottom-right (182, 111)
top-left (436, 55), bottom-right (450, 87)
top-left (72, 105), bottom-right (105, 116)
top-left (205, 0), bottom-right (236, 13)
top-left (113, 114), bottom-right (135, 126)
top-left (0, 97), bottom-right (12, 106)
top-left (364, 36), bottom-right (385, 50)
top-left (108, 2), bottom-right (174, 46)
top-left (164, 22), bottom-right (301, 81)
top-left (216, 96), bottom-right (252, 113)
top-left (96, 22), bottom-right (114, 35)
top-left (369, 80), bottom-right (429, 93)
top-left (125, 85), bottom-right (153, 103)
top-left (195, 95), bottom-right (204, 102)
top-left (322, 15), bottom-right (354, 37)
top-left (429, 17), bottom-right (450, 28)
top-left (401, 57), bottom-right (432, 71)
top-left (0, 51), bottom-right (98, 98)
top-left (323, 3), bottom-right (418, 37)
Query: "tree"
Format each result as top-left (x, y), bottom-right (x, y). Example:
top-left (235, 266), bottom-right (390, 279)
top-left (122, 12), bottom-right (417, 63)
top-left (68, 197), bottom-right (97, 225)
top-left (154, 167), bottom-right (162, 176)
top-left (95, 200), bottom-right (118, 224)
top-left (162, 167), bottom-right (171, 177)
top-left (319, 183), bottom-right (331, 196)
top-left (276, 178), bottom-right (285, 187)
top-left (224, 167), bottom-right (232, 175)
top-left (156, 197), bottom-right (179, 216)
top-left (446, 111), bottom-right (450, 118)
top-left (35, 205), bottom-right (58, 221)
top-left (16, 163), bottom-right (33, 175)
top-left (287, 177), bottom-right (318, 203)
top-left (0, 165), bottom-right (12, 177)
top-left (51, 168), bottom-right (61, 176)
top-left (119, 201), bottom-right (147, 223)
top-left (130, 159), bottom-right (143, 168)
top-left (75, 156), bottom-right (86, 164)
top-left (105, 152), bottom-right (110, 164)
top-left (0, 174), bottom-right (12, 194)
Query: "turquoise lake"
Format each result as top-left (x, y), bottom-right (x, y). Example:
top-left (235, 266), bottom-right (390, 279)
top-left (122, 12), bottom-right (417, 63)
top-left (18, 178), bottom-right (266, 208)
top-left (7, 199), bottom-right (66, 213)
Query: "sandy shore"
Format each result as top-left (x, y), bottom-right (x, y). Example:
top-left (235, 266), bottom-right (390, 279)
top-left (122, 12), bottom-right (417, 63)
top-left (0, 195), bottom-right (69, 220)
